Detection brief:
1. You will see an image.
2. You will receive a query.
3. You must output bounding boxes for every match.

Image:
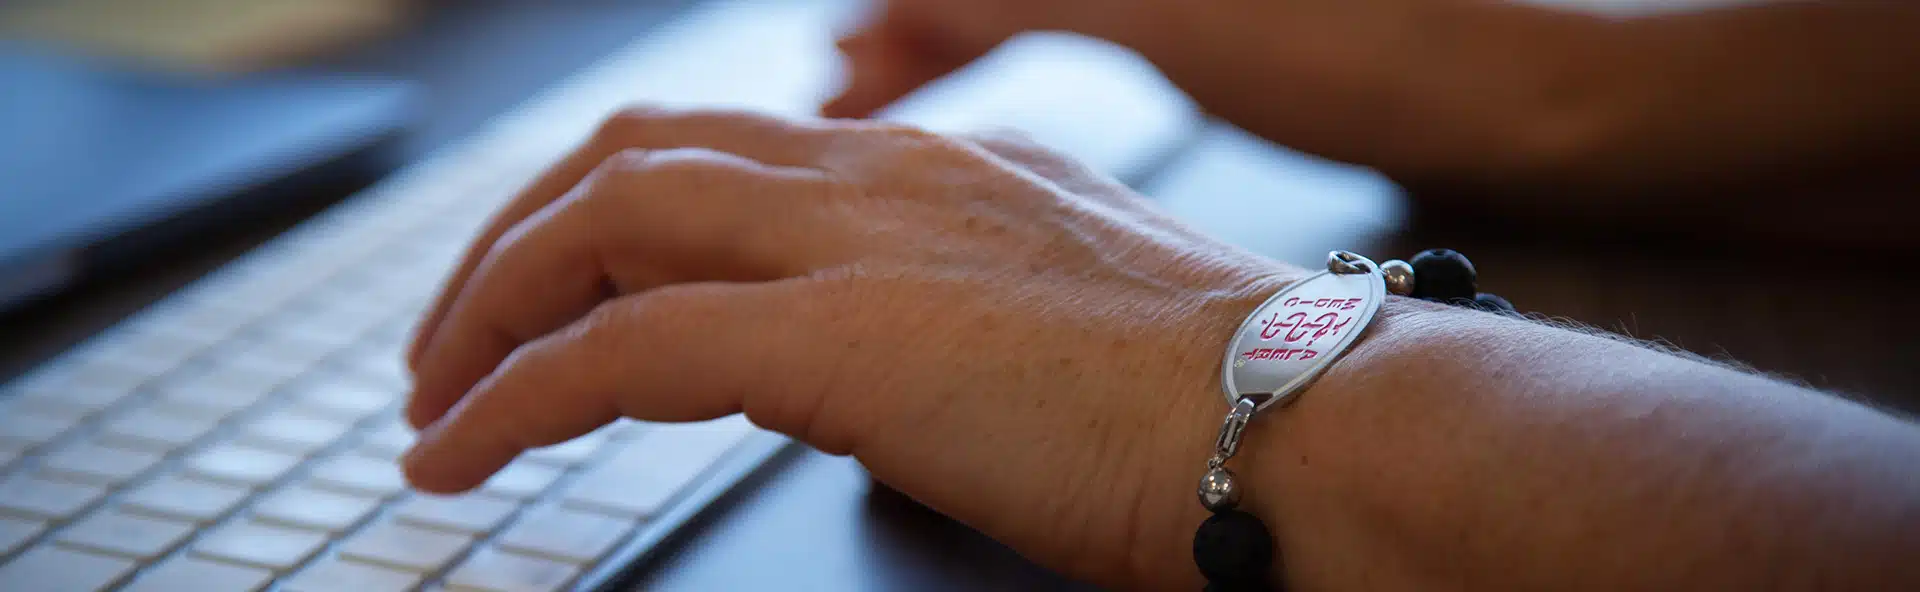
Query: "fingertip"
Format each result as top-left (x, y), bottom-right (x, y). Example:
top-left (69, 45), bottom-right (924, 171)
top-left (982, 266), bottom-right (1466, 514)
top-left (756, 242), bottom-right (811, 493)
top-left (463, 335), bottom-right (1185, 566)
top-left (401, 420), bottom-right (511, 495)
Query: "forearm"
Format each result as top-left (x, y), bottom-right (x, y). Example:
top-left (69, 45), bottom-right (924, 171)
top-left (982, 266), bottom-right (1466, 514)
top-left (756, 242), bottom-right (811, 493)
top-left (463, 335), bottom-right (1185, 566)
top-left (1110, 0), bottom-right (1920, 203)
top-left (1237, 300), bottom-right (1920, 590)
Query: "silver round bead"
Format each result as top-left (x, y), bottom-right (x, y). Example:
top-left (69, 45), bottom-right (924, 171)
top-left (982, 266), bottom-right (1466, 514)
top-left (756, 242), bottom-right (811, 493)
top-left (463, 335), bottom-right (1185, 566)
top-left (1381, 259), bottom-right (1415, 296)
top-left (1197, 466), bottom-right (1242, 511)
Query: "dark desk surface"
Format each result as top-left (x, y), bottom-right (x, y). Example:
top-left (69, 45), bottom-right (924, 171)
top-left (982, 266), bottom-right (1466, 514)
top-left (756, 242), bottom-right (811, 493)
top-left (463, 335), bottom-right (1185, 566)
top-left (4, 0), bottom-right (1915, 590)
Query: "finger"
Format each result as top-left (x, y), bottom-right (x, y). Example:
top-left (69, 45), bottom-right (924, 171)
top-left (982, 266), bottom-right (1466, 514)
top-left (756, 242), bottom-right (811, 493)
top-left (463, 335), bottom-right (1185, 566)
top-left (406, 148), bottom-right (836, 429)
top-left (408, 108), bottom-right (841, 371)
top-left (820, 13), bottom-right (998, 119)
top-left (403, 280), bottom-right (834, 493)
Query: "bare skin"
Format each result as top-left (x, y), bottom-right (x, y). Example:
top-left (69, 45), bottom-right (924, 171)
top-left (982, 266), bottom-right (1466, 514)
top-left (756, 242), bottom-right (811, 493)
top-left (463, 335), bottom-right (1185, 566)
top-left (400, 109), bottom-right (1920, 590)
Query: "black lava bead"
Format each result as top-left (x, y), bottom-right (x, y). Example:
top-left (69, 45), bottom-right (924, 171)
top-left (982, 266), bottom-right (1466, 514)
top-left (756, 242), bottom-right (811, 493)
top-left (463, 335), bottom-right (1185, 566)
top-left (1408, 249), bottom-right (1477, 301)
top-left (1473, 292), bottom-right (1515, 313)
top-left (1194, 510), bottom-right (1277, 591)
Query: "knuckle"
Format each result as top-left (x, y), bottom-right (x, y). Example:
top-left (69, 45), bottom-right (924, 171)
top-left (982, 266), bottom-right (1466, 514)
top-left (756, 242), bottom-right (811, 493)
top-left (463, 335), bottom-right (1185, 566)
top-left (585, 147), bottom-right (754, 198)
top-left (599, 105), bottom-right (808, 143)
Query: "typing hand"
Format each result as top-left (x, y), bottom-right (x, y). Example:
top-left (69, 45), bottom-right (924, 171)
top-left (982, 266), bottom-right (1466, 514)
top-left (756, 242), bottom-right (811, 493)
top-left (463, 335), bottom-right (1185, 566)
top-left (400, 108), bottom-right (1304, 589)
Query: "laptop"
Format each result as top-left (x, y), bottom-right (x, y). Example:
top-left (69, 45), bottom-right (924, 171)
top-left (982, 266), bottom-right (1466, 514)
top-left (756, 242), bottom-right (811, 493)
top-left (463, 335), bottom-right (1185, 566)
top-left (0, 0), bottom-right (1204, 589)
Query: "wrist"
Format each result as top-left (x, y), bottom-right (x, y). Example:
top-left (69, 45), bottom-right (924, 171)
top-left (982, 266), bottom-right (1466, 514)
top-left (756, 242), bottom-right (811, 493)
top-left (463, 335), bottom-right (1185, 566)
top-left (1228, 296), bottom-right (1472, 589)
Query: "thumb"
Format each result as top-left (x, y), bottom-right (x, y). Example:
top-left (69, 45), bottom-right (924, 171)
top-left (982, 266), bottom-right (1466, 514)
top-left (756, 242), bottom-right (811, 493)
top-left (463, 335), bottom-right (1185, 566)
top-left (820, 6), bottom-right (1006, 119)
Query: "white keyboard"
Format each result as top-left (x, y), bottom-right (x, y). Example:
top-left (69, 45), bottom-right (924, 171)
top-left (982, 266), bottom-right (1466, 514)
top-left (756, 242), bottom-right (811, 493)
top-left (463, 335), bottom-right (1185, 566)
top-left (0, 0), bottom-right (1199, 590)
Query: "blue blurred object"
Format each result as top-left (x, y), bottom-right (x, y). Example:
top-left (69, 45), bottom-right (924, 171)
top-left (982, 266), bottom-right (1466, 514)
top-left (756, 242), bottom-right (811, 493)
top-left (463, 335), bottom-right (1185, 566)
top-left (0, 44), bottom-right (416, 310)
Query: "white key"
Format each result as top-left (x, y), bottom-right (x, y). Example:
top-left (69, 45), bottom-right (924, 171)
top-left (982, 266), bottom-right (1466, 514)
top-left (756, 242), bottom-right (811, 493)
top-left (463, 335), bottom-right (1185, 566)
top-left (339, 519), bottom-right (474, 572)
top-left (237, 410), bottom-right (351, 454)
top-left (0, 410), bottom-right (71, 446)
top-left (0, 515), bottom-right (45, 555)
top-left (0, 545), bottom-right (135, 592)
top-left (55, 508), bottom-right (195, 559)
top-left (0, 474), bottom-right (106, 519)
top-left (121, 476), bottom-right (251, 522)
top-left (341, 350), bottom-right (409, 390)
top-left (252, 485), bottom-right (381, 532)
top-left (193, 520), bottom-right (329, 570)
top-left (445, 546), bottom-right (581, 592)
top-left (561, 417), bottom-right (754, 518)
top-left (154, 377), bottom-right (270, 416)
top-left (291, 380), bottom-right (395, 420)
top-left (184, 444), bottom-right (301, 485)
top-left (99, 408), bottom-right (222, 450)
top-left (357, 418), bottom-right (417, 458)
top-left (494, 505), bottom-right (630, 564)
top-left (39, 440), bottom-right (164, 485)
top-left (520, 432), bottom-right (608, 467)
top-left (481, 462), bottom-right (564, 500)
top-left (395, 494), bottom-right (518, 534)
top-left (123, 555), bottom-right (272, 592)
top-left (281, 556), bottom-right (420, 592)
top-left (309, 454), bottom-right (406, 496)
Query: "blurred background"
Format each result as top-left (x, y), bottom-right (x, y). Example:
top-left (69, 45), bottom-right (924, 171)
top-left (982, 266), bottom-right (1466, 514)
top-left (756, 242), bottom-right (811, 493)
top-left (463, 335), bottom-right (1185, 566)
top-left (2, 0), bottom-right (1915, 406)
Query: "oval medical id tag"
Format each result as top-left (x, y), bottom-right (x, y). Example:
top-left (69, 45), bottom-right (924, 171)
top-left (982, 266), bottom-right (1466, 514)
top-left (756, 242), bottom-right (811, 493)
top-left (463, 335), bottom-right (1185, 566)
top-left (1220, 253), bottom-right (1385, 412)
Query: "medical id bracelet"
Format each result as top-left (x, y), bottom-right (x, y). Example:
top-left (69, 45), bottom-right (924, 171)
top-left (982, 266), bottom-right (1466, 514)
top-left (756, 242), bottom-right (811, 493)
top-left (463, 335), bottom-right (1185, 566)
top-left (1192, 249), bottom-right (1511, 591)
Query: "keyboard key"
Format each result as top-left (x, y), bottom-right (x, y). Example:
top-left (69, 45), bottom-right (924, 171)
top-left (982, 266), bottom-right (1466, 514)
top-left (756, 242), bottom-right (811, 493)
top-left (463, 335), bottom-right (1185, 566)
top-left (340, 349), bottom-right (410, 391)
top-left (282, 556), bottom-right (420, 592)
top-left (237, 410), bottom-right (352, 454)
top-left (562, 417), bottom-right (754, 518)
top-left (0, 515), bottom-right (45, 555)
top-left (0, 410), bottom-right (71, 446)
top-left (495, 505), bottom-right (630, 564)
top-left (99, 408), bottom-right (223, 450)
top-left (445, 546), bottom-right (581, 592)
top-left (0, 545), bottom-right (135, 592)
top-left (291, 380), bottom-right (395, 420)
top-left (309, 454), bottom-right (406, 496)
top-left (357, 418), bottom-right (418, 458)
top-left (123, 555), bottom-right (272, 592)
top-left (395, 493), bottom-right (518, 534)
top-left (339, 520), bottom-right (473, 572)
top-left (55, 508), bottom-right (194, 559)
top-left (154, 376), bottom-right (273, 416)
top-left (40, 440), bottom-right (165, 485)
top-left (520, 432), bottom-right (608, 467)
top-left (252, 485), bottom-right (381, 532)
top-left (1, 385), bottom-right (119, 418)
top-left (193, 520), bottom-right (329, 570)
top-left (481, 462), bottom-right (564, 500)
top-left (121, 476), bottom-right (251, 522)
top-left (0, 474), bottom-right (106, 519)
top-left (58, 355), bottom-right (165, 393)
top-left (184, 444), bottom-right (301, 485)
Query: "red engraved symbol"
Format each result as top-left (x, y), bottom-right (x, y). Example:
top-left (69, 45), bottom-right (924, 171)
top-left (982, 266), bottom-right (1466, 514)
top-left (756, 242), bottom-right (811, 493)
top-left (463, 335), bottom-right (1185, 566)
top-left (1283, 313), bottom-right (1350, 346)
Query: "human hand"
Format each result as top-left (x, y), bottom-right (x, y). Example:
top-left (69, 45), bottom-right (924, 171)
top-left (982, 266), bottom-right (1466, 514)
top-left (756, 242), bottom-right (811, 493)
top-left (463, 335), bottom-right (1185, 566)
top-left (823, 0), bottom-right (1610, 193)
top-left (400, 107), bottom-right (1307, 588)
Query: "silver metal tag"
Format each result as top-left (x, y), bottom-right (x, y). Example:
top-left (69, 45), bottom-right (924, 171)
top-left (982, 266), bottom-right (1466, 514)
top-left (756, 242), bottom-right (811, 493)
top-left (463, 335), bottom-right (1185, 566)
top-left (1220, 252), bottom-right (1385, 412)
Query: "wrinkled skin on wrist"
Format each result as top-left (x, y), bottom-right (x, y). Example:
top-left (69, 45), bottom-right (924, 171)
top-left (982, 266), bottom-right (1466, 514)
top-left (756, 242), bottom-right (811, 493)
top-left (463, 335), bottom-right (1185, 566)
top-left (400, 108), bottom-right (1306, 588)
